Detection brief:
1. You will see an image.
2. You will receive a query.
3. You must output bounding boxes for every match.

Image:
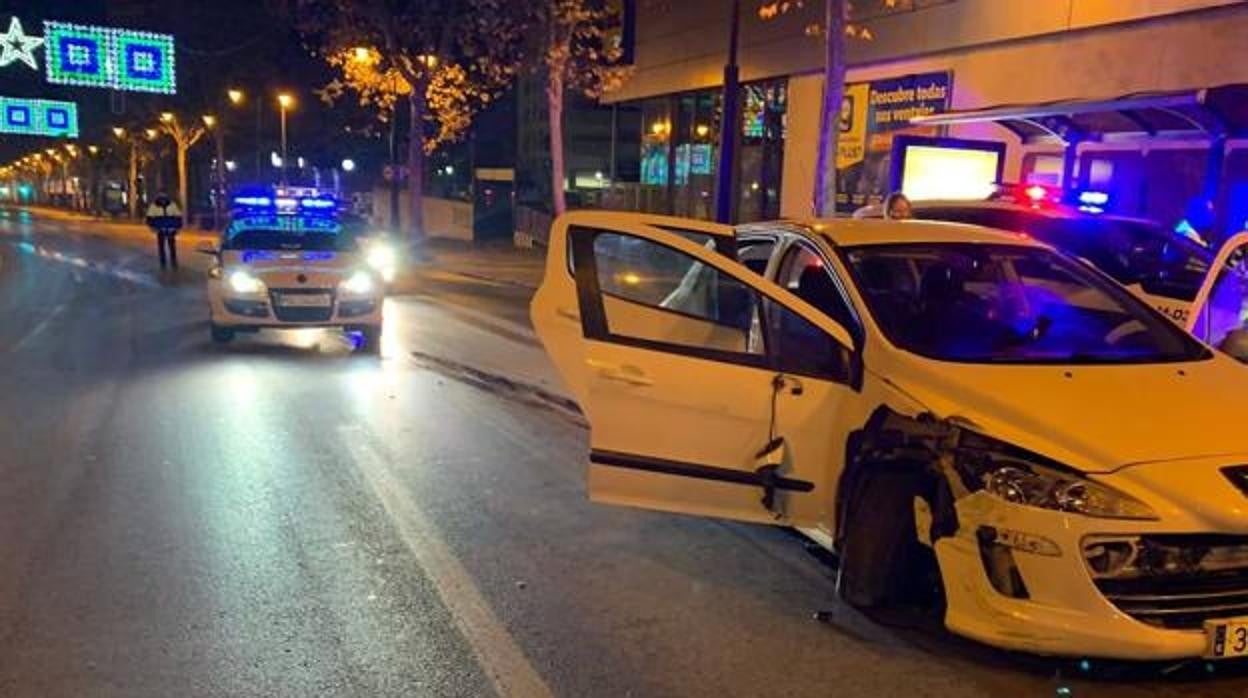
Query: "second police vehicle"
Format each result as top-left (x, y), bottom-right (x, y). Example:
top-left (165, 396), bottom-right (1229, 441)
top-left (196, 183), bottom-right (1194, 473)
top-left (201, 188), bottom-right (397, 352)
top-left (855, 184), bottom-right (1214, 326)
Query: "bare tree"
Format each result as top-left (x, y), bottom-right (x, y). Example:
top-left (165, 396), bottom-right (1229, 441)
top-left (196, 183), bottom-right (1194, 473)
top-left (538, 0), bottom-right (631, 216)
top-left (157, 113), bottom-right (206, 225)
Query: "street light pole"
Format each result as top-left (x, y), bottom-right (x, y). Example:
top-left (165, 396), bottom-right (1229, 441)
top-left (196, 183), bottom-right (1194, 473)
top-left (714, 0), bottom-right (742, 224)
top-left (389, 75), bottom-right (400, 230)
top-left (277, 93), bottom-right (294, 185)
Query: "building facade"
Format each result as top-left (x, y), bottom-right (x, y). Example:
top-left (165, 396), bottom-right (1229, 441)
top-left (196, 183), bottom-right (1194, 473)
top-left (601, 0), bottom-right (1248, 232)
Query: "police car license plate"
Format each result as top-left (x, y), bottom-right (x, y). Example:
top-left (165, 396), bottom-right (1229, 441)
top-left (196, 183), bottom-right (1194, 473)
top-left (278, 293), bottom-right (331, 307)
top-left (1206, 618), bottom-right (1248, 658)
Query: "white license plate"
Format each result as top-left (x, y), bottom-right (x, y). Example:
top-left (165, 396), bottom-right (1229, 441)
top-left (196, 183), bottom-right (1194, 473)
top-left (277, 293), bottom-right (331, 307)
top-left (1205, 618), bottom-right (1248, 658)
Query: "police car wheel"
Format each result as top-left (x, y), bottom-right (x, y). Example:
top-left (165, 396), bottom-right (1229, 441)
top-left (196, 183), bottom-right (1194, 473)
top-left (210, 323), bottom-right (235, 343)
top-left (357, 326), bottom-right (382, 353)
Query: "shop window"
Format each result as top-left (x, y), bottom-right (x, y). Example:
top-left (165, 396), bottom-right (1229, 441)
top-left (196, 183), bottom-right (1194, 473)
top-left (737, 80), bottom-right (787, 223)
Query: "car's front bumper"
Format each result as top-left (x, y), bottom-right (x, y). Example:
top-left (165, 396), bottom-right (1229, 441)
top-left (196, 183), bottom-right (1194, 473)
top-left (936, 484), bottom-right (1248, 661)
top-left (209, 287), bottom-right (382, 328)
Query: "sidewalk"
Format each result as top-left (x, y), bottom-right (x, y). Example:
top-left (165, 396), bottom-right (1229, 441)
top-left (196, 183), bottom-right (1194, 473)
top-left (22, 205), bottom-right (220, 271)
top-left (412, 238), bottom-right (548, 290)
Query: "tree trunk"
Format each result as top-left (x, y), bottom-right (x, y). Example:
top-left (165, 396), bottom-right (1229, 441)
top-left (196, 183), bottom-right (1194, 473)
top-left (547, 69), bottom-right (567, 217)
top-left (176, 145), bottom-right (189, 226)
top-left (127, 145), bottom-right (139, 219)
top-left (812, 0), bottom-right (847, 218)
top-left (407, 85), bottom-right (427, 244)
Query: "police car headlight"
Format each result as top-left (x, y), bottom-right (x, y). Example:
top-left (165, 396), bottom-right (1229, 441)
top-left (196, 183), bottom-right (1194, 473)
top-left (955, 432), bottom-right (1157, 520)
top-left (228, 270), bottom-right (265, 294)
top-left (365, 242), bottom-right (398, 282)
top-left (341, 270), bottom-right (376, 295)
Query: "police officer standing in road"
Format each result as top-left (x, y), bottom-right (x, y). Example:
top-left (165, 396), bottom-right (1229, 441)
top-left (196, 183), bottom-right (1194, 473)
top-left (145, 192), bottom-right (183, 270)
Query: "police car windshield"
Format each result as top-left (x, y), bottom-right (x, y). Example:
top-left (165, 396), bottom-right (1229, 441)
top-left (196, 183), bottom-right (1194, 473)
top-left (223, 216), bottom-right (354, 252)
top-left (1028, 216), bottom-right (1209, 302)
top-left (842, 242), bottom-right (1210, 365)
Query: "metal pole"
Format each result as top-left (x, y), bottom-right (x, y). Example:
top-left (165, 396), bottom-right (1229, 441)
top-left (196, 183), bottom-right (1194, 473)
top-left (280, 105), bottom-right (288, 185)
top-left (389, 78), bottom-right (400, 230)
top-left (255, 97), bottom-right (262, 180)
top-left (714, 0), bottom-right (741, 224)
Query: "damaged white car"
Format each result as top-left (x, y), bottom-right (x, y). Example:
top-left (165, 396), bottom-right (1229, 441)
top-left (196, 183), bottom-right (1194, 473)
top-left (533, 211), bottom-right (1248, 661)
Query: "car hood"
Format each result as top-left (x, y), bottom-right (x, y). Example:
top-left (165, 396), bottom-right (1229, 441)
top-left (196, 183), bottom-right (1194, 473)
top-left (222, 249), bottom-right (356, 272)
top-left (881, 354), bottom-right (1248, 474)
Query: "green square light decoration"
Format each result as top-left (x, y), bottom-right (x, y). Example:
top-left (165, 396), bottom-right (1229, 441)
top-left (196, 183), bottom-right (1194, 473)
top-left (44, 21), bottom-right (176, 94)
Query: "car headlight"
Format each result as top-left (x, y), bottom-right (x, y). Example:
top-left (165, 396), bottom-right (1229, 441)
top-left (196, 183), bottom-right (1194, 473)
top-left (365, 242), bottom-right (398, 280)
top-left (954, 431), bottom-right (1158, 520)
top-left (228, 269), bottom-right (265, 294)
top-left (341, 270), bottom-right (376, 295)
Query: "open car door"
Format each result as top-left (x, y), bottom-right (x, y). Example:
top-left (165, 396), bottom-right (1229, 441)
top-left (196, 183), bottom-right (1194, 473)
top-left (532, 211), bottom-right (858, 527)
top-left (1187, 232), bottom-right (1248, 362)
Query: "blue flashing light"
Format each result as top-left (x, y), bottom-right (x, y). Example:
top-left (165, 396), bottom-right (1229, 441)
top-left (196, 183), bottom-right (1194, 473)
top-left (1077, 190), bottom-right (1109, 206)
top-left (233, 195), bottom-right (272, 207)
top-left (299, 196), bottom-right (336, 210)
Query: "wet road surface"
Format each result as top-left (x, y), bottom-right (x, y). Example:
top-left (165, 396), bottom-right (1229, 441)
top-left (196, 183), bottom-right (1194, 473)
top-left (2, 208), bottom-right (1247, 697)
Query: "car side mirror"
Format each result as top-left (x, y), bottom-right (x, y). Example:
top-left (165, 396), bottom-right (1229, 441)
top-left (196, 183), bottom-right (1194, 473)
top-left (196, 241), bottom-right (219, 257)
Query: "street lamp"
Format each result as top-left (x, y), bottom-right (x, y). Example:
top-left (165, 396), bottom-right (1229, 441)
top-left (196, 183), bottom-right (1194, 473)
top-left (227, 88), bottom-right (244, 106)
top-left (160, 112), bottom-right (174, 123)
top-left (203, 114), bottom-right (226, 228)
top-left (277, 92), bottom-right (294, 183)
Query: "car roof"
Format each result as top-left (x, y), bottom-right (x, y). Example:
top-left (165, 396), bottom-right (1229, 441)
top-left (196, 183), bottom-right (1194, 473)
top-left (855, 199), bottom-right (1163, 227)
top-left (737, 217), bottom-right (1044, 248)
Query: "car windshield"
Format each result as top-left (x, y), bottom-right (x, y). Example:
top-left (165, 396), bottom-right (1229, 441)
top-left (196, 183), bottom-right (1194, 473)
top-left (1028, 216), bottom-right (1210, 302)
top-left (223, 215), bottom-right (354, 251)
top-left (842, 242), bottom-right (1210, 364)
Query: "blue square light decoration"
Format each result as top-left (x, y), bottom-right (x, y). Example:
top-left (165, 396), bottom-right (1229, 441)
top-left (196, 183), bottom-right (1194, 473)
top-left (44, 21), bottom-right (176, 95)
top-left (0, 97), bottom-right (79, 138)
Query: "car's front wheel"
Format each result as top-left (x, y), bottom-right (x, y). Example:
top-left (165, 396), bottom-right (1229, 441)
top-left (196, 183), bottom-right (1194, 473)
top-left (210, 323), bottom-right (235, 343)
top-left (837, 466), bottom-right (942, 611)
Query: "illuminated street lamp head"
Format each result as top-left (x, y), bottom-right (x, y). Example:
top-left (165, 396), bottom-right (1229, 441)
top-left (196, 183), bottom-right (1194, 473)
top-left (417, 53), bottom-right (438, 69)
top-left (87, 145), bottom-right (99, 155)
top-left (160, 112), bottom-right (174, 123)
top-left (145, 128), bottom-right (158, 140)
top-left (227, 88), bottom-right (244, 105)
top-left (202, 114), bottom-right (217, 128)
top-left (112, 126), bottom-right (125, 139)
top-left (277, 93), bottom-right (294, 109)
top-left (352, 46), bottom-right (371, 63)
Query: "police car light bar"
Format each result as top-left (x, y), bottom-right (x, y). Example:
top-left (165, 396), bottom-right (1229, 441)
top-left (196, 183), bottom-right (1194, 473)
top-left (231, 192), bottom-right (338, 216)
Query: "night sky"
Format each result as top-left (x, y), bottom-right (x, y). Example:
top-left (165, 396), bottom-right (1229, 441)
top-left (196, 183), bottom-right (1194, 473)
top-left (0, 0), bottom-right (384, 171)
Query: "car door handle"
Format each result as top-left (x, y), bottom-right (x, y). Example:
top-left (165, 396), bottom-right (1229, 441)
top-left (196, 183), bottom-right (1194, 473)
top-left (590, 361), bottom-right (653, 386)
top-left (556, 306), bottom-right (580, 322)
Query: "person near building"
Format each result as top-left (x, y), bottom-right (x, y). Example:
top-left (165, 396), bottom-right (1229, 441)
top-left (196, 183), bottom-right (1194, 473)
top-left (884, 191), bottom-right (914, 220)
top-left (145, 192), bottom-right (184, 270)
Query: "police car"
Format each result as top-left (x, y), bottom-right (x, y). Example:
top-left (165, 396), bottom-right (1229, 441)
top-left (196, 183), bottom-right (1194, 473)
top-left (201, 190), bottom-right (393, 352)
top-left (855, 185), bottom-right (1213, 326)
top-left (534, 210), bottom-right (1248, 661)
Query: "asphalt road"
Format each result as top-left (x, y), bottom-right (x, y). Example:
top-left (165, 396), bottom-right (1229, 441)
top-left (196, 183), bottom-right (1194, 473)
top-left (3, 208), bottom-right (1248, 697)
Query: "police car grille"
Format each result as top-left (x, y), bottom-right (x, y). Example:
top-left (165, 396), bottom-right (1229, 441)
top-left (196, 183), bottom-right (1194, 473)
top-left (269, 288), bottom-right (335, 322)
top-left (1091, 535), bottom-right (1248, 630)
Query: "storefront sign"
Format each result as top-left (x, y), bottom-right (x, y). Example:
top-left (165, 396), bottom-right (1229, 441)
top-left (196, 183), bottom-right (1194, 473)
top-left (836, 70), bottom-right (952, 213)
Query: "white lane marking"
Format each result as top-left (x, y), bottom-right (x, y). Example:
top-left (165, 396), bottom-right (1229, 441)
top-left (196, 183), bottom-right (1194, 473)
top-left (341, 427), bottom-right (553, 698)
top-left (9, 303), bottom-right (68, 352)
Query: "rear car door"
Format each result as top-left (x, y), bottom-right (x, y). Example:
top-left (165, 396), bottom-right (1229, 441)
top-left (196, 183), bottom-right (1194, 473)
top-left (532, 212), bottom-right (857, 527)
top-left (1187, 232), bottom-right (1248, 361)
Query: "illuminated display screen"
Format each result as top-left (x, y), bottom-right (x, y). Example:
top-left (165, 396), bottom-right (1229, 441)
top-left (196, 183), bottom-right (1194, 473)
top-left (900, 145), bottom-right (1000, 201)
top-left (44, 21), bottom-right (177, 94)
top-left (0, 96), bottom-right (78, 138)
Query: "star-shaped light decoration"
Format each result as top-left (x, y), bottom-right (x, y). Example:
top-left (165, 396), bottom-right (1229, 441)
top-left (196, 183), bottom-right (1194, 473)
top-left (0, 17), bottom-right (44, 71)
